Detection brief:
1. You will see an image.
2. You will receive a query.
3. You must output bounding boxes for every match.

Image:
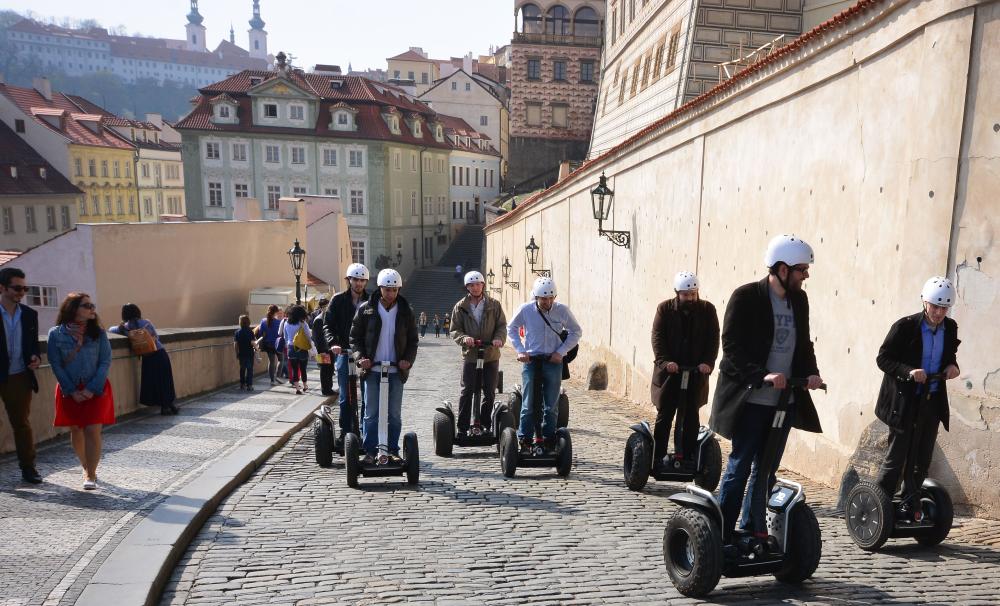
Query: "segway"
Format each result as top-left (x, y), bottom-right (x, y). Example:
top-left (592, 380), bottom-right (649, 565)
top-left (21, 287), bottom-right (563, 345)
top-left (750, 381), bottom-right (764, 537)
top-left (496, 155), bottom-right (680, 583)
top-left (498, 356), bottom-right (572, 478)
top-left (312, 349), bottom-right (361, 468)
top-left (343, 361), bottom-right (419, 487)
top-left (845, 372), bottom-right (954, 551)
top-left (623, 365), bottom-right (723, 491)
top-left (507, 375), bottom-right (568, 431)
top-left (663, 378), bottom-right (825, 598)
top-left (433, 341), bottom-right (512, 456)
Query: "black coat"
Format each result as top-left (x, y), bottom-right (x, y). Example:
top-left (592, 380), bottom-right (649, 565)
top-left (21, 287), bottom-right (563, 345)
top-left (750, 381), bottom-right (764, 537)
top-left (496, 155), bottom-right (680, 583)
top-left (650, 298), bottom-right (720, 409)
top-left (323, 289), bottom-right (367, 350)
top-left (0, 303), bottom-right (40, 392)
top-left (875, 312), bottom-right (959, 431)
top-left (349, 292), bottom-right (419, 383)
top-left (708, 277), bottom-right (821, 440)
top-left (311, 312), bottom-right (330, 355)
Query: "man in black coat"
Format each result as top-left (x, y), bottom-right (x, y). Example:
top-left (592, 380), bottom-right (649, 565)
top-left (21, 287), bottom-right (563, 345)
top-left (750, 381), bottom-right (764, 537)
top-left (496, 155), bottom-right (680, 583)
top-left (0, 268), bottom-right (43, 484)
top-left (650, 271), bottom-right (719, 470)
top-left (873, 276), bottom-right (960, 498)
top-left (310, 298), bottom-right (335, 396)
top-left (709, 235), bottom-right (824, 544)
top-left (324, 264), bottom-right (369, 438)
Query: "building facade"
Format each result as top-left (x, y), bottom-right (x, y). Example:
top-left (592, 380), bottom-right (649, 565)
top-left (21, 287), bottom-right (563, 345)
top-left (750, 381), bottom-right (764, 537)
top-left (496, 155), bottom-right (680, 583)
top-left (437, 115), bottom-right (502, 231)
top-left (387, 48), bottom-right (440, 95)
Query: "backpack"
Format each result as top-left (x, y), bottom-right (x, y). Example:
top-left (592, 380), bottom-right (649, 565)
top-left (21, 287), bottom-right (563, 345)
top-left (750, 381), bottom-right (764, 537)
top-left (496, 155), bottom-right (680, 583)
top-left (292, 324), bottom-right (312, 352)
top-left (123, 321), bottom-right (157, 356)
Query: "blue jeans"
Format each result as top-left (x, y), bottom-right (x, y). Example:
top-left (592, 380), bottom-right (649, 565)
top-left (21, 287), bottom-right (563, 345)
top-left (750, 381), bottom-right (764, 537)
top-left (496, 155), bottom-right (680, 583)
top-left (238, 354), bottom-right (255, 386)
top-left (362, 371), bottom-right (403, 456)
top-left (336, 354), bottom-right (366, 434)
top-left (718, 403), bottom-right (795, 537)
top-left (739, 405), bottom-right (795, 531)
top-left (517, 359), bottom-right (562, 440)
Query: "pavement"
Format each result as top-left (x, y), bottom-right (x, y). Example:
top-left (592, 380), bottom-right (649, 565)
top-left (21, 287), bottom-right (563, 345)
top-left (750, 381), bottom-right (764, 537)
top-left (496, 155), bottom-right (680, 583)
top-left (157, 338), bottom-right (1000, 605)
top-left (0, 374), bottom-right (324, 606)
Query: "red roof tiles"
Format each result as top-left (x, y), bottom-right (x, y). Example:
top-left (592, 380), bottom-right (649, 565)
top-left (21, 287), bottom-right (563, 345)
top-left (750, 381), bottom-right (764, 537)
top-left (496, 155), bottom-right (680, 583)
top-left (0, 251), bottom-right (23, 266)
top-left (387, 50), bottom-right (435, 63)
top-left (0, 121), bottom-right (81, 197)
top-left (0, 84), bottom-right (133, 150)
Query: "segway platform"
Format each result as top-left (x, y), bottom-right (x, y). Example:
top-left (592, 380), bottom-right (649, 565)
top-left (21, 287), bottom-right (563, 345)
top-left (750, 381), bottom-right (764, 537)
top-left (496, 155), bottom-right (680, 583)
top-left (433, 341), bottom-right (511, 456)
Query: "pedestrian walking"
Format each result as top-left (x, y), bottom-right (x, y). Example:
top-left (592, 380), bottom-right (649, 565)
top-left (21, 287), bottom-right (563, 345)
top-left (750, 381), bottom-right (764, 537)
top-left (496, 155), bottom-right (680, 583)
top-left (0, 267), bottom-right (43, 484)
top-left (234, 315), bottom-right (256, 391)
top-left (442, 315), bottom-right (451, 334)
top-left (257, 305), bottom-right (281, 384)
top-left (311, 298), bottom-right (335, 395)
top-left (433, 314), bottom-right (441, 337)
top-left (47, 292), bottom-right (113, 490)
top-left (282, 305), bottom-right (313, 395)
top-left (109, 304), bottom-right (177, 415)
top-left (455, 264), bottom-right (463, 279)
top-left (276, 306), bottom-right (289, 382)
top-left (419, 311), bottom-right (428, 338)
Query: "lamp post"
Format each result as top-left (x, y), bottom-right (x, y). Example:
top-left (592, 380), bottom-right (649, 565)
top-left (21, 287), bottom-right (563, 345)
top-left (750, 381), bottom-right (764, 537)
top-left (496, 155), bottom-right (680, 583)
top-left (394, 250), bottom-right (403, 267)
top-left (288, 239), bottom-right (306, 304)
top-left (591, 172), bottom-right (631, 249)
top-left (525, 235), bottom-right (551, 277)
top-left (501, 256), bottom-right (519, 290)
top-left (487, 268), bottom-right (501, 294)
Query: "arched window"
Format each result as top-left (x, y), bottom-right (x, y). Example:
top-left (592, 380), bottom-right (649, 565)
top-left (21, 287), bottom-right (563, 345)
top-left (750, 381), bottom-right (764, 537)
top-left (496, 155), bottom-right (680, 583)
top-left (518, 3), bottom-right (543, 34)
top-left (574, 6), bottom-right (601, 37)
top-left (547, 5), bottom-right (570, 35)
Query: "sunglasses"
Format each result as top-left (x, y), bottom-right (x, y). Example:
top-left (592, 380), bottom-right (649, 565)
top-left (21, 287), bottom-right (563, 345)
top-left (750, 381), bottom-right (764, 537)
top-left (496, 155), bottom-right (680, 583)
top-left (80, 302), bottom-right (97, 310)
top-left (5, 285), bottom-right (29, 293)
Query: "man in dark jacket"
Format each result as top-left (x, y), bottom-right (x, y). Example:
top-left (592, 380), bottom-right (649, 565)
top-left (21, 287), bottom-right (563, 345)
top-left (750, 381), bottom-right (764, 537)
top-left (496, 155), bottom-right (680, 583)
top-left (650, 271), bottom-right (720, 471)
top-left (310, 298), bottom-right (335, 395)
top-left (324, 264), bottom-right (369, 437)
top-left (709, 235), bottom-right (824, 544)
top-left (0, 267), bottom-right (43, 484)
top-left (350, 268), bottom-right (419, 463)
top-left (873, 276), bottom-right (960, 498)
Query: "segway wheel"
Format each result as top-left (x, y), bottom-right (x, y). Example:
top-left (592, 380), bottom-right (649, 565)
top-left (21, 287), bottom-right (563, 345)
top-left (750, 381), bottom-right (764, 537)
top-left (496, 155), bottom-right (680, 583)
top-left (774, 503), bottom-right (822, 584)
top-left (623, 431), bottom-right (652, 491)
top-left (557, 392), bottom-right (569, 428)
top-left (433, 411), bottom-right (454, 457)
top-left (845, 480), bottom-right (893, 551)
top-left (915, 484), bottom-right (953, 547)
top-left (693, 437), bottom-right (723, 492)
top-left (508, 391), bottom-right (523, 428)
top-left (403, 432), bottom-right (420, 486)
top-left (344, 433), bottom-right (361, 489)
top-left (556, 428), bottom-right (572, 477)
top-left (663, 508), bottom-right (723, 598)
top-left (312, 419), bottom-right (334, 468)
top-left (499, 427), bottom-right (519, 478)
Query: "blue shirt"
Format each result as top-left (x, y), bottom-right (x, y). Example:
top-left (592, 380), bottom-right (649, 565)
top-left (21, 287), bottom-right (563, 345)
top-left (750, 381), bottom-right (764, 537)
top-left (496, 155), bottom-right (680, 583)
top-left (507, 301), bottom-right (582, 357)
top-left (1, 304), bottom-right (24, 376)
top-left (921, 319), bottom-right (945, 393)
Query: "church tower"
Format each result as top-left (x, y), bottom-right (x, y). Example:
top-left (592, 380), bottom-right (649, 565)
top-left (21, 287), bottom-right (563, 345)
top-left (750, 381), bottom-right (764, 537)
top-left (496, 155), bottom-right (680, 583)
top-left (248, 0), bottom-right (268, 59)
top-left (185, 0), bottom-right (207, 52)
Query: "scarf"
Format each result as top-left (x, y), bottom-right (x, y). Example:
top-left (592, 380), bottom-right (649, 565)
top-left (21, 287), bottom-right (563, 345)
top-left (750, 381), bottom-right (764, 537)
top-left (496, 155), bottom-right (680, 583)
top-left (63, 321), bottom-right (87, 363)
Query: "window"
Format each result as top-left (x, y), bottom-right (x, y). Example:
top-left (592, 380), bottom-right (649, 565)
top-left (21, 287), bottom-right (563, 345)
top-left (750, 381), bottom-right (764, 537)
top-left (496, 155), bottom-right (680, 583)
top-left (100, 160), bottom-right (108, 177)
top-left (75, 158), bottom-right (82, 176)
top-left (337, 112), bottom-right (349, 125)
top-left (232, 143), bottom-right (247, 162)
top-left (91, 196), bottom-right (100, 215)
top-left (410, 153), bottom-right (417, 171)
top-left (520, 3), bottom-right (543, 33)
top-left (208, 182), bottom-right (223, 206)
top-left (234, 183), bottom-right (249, 198)
top-left (349, 150), bottom-right (363, 168)
top-left (125, 163), bottom-right (130, 178)
top-left (407, 71), bottom-right (414, 80)
top-left (113, 161), bottom-right (120, 177)
top-left (350, 190), bottom-right (365, 214)
top-left (612, 9), bottom-right (617, 44)
top-left (116, 196), bottom-right (124, 215)
top-left (293, 186), bottom-right (307, 196)
top-left (641, 53), bottom-right (652, 89)
top-left (128, 196), bottom-right (135, 214)
top-left (14, 119), bottom-right (25, 133)
top-left (104, 195), bottom-right (112, 215)
top-left (410, 191), bottom-right (417, 215)
top-left (263, 103), bottom-right (278, 118)
top-left (575, 6), bottom-right (601, 37)
top-left (423, 156), bottom-right (432, 173)
top-left (265, 145), bottom-right (280, 163)
top-left (630, 61), bottom-right (641, 97)
top-left (141, 163), bottom-right (150, 178)
top-left (26, 286), bottom-right (57, 308)
top-left (474, 168), bottom-right (480, 186)
top-left (451, 165), bottom-right (457, 185)
top-left (60, 206), bottom-right (70, 229)
top-left (219, 105), bottom-right (230, 118)
top-left (547, 5), bottom-right (570, 35)
top-left (266, 185), bottom-right (281, 210)
top-left (527, 59), bottom-right (541, 80)
top-left (88, 159), bottom-right (96, 177)
top-left (324, 187), bottom-right (339, 197)
top-left (526, 102), bottom-right (542, 126)
top-left (479, 115), bottom-right (489, 127)
top-left (421, 72), bottom-right (428, 84)
top-left (393, 151), bottom-right (401, 170)
top-left (144, 197), bottom-right (153, 216)
top-left (653, 39), bottom-right (665, 80)
top-left (452, 82), bottom-right (457, 90)
top-left (458, 165), bottom-right (463, 185)
top-left (667, 28), bottom-right (681, 70)
top-left (291, 147), bottom-right (306, 164)
top-left (1, 207), bottom-right (13, 233)
top-left (206, 142), bottom-right (220, 159)
top-left (351, 241), bottom-right (365, 264)
top-left (553, 60), bottom-right (566, 81)
top-left (289, 105), bottom-right (304, 120)
top-left (323, 148), bottom-right (337, 166)
top-left (580, 60), bottom-right (595, 83)
top-left (465, 82), bottom-right (471, 91)
top-left (552, 104), bottom-right (568, 128)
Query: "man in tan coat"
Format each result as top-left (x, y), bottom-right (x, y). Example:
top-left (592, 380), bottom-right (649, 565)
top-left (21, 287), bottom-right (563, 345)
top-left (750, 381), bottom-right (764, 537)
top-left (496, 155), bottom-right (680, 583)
top-left (449, 271), bottom-right (507, 437)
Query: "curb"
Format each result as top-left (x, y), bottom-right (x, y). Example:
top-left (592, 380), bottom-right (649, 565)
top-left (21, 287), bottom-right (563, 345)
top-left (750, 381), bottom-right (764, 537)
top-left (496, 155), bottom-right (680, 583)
top-left (75, 392), bottom-right (326, 606)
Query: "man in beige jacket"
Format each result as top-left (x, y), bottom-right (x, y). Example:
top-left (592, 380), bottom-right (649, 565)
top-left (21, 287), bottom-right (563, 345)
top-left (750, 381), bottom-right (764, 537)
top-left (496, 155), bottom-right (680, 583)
top-left (449, 271), bottom-right (507, 437)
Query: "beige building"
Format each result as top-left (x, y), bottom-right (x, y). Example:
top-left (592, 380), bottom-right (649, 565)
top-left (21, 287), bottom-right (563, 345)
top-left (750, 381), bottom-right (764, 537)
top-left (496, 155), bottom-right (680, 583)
top-left (387, 48), bottom-right (440, 94)
top-left (486, 0), bottom-right (1000, 516)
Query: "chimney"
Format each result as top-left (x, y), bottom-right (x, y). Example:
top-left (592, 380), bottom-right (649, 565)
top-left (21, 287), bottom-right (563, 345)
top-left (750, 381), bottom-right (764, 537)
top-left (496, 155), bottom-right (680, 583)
top-left (558, 160), bottom-right (571, 182)
top-left (409, 46), bottom-right (427, 58)
top-left (145, 113), bottom-right (163, 128)
top-left (33, 77), bottom-right (52, 101)
top-left (463, 53), bottom-right (473, 74)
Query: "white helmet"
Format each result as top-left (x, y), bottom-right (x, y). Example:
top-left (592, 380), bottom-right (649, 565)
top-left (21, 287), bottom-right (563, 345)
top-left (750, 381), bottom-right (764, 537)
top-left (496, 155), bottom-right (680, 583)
top-left (921, 276), bottom-right (955, 307)
top-left (376, 268), bottom-right (403, 288)
top-left (345, 263), bottom-right (370, 280)
top-left (673, 271), bottom-right (699, 292)
top-left (531, 276), bottom-right (557, 298)
top-left (765, 234), bottom-right (814, 268)
top-left (464, 271), bottom-right (485, 286)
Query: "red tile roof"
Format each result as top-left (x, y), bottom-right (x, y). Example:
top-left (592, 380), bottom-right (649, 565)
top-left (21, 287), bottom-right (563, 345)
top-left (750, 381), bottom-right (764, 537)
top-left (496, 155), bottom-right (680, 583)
top-left (0, 84), bottom-right (134, 150)
top-left (435, 114), bottom-right (500, 157)
top-left (489, 0), bottom-right (891, 229)
top-left (387, 50), bottom-right (435, 63)
top-left (0, 121), bottom-right (81, 197)
top-left (0, 251), bottom-right (22, 266)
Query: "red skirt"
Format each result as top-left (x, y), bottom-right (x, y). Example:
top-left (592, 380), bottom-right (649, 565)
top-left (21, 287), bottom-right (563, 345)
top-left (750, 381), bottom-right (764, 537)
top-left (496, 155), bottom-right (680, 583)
top-left (54, 380), bottom-right (116, 427)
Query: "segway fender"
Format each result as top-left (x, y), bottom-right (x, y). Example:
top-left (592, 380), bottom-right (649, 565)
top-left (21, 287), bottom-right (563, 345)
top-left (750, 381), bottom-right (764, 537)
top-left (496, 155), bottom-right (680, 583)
top-left (630, 421), bottom-right (653, 441)
top-left (922, 478), bottom-right (946, 492)
top-left (668, 492), bottom-right (724, 529)
top-left (435, 403), bottom-right (455, 420)
top-left (696, 425), bottom-right (715, 442)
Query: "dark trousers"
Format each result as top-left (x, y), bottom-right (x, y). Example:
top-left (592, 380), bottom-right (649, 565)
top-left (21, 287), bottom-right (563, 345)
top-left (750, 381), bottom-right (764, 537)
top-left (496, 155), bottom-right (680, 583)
top-left (877, 391), bottom-right (942, 496)
top-left (288, 356), bottom-right (308, 384)
top-left (238, 354), bottom-right (255, 386)
top-left (458, 360), bottom-right (499, 431)
top-left (653, 394), bottom-right (700, 463)
top-left (420, 324), bottom-right (427, 337)
top-left (319, 362), bottom-right (334, 395)
top-left (0, 372), bottom-right (36, 470)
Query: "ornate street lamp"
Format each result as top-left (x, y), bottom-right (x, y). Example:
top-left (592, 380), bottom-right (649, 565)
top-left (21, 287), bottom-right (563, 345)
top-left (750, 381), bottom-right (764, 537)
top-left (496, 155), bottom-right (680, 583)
top-left (501, 256), bottom-right (519, 290)
top-left (590, 172), bottom-right (630, 249)
top-left (525, 235), bottom-right (550, 277)
top-left (394, 250), bottom-right (403, 267)
top-left (288, 239), bottom-right (306, 304)
top-left (435, 220), bottom-right (445, 235)
top-left (487, 268), bottom-right (501, 294)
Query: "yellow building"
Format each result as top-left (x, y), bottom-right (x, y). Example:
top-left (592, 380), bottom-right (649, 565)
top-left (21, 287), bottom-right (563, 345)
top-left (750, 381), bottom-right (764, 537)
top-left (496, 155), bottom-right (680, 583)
top-left (387, 48), bottom-right (440, 94)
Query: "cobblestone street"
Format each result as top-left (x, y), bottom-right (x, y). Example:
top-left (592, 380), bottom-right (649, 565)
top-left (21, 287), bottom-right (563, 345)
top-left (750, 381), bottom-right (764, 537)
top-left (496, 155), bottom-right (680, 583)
top-left (160, 338), bottom-right (1000, 605)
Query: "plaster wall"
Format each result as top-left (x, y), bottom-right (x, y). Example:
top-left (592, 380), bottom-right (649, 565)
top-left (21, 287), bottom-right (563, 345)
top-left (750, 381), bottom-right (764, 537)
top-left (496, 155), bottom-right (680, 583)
top-left (487, 0), bottom-right (1000, 515)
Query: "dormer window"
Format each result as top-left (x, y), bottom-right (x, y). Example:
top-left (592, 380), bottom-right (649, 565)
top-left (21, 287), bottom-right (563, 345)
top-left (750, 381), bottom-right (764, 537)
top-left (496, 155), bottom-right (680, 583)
top-left (435, 125), bottom-right (444, 141)
top-left (9, 166), bottom-right (17, 179)
top-left (39, 167), bottom-right (47, 179)
top-left (330, 104), bottom-right (358, 131)
top-left (388, 117), bottom-right (401, 134)
top-left (412, 121), bottom-right (422, 138)
top-left (250, 76), bottom-right (263, 85)
top-left (263, 103), bottom-right (278, 118)
top-left (219, 105), bottom-right (230, 118)
top-left (337, 113), bottom-right (348, 126)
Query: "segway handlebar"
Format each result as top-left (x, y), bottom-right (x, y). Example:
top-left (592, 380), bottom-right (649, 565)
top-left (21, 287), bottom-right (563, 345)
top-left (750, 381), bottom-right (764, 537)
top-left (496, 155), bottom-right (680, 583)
top-left (762, 377), bottom-right (827, 392)
top-left (906, 372), bottom-right (947, 382)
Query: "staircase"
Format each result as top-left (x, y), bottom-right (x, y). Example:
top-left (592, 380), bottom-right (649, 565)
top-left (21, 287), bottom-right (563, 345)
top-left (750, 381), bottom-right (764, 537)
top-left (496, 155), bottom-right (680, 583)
top-left (402, 226), bottom-right (485, 320)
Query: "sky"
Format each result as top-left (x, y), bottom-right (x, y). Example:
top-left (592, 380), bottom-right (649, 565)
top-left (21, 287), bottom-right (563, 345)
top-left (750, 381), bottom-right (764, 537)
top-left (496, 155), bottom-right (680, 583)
top-left (5, 0), bottom-right (516, 71)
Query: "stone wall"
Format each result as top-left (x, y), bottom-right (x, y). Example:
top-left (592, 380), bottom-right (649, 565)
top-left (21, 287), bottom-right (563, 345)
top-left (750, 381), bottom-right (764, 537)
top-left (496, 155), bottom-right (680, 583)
top-left (486, 0), bottom-right (1000, 516)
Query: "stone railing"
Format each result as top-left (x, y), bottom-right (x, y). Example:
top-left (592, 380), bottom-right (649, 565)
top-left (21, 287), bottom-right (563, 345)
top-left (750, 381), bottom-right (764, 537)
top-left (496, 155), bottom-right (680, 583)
top-left (0, 326), bottom-right (265, 454)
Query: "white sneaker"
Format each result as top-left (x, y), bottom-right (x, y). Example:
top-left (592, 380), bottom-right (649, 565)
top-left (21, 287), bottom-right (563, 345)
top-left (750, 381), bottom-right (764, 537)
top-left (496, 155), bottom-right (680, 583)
top-left (83, 479), bottom-right (97, 490)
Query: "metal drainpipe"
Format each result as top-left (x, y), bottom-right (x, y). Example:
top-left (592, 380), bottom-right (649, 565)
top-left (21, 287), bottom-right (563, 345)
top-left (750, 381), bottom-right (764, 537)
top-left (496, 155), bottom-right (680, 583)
top-left (418, 145), bottom-right (427, 267)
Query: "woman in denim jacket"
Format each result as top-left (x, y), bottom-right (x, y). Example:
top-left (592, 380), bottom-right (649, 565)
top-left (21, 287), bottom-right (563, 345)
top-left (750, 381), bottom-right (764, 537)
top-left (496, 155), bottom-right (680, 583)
top-left (47, 293), bottom-right (113, 490)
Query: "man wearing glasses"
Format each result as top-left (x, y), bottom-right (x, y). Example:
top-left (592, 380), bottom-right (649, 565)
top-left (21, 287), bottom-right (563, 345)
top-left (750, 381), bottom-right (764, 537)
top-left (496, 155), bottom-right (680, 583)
top-left (0, 268), bottom-right (43, 484)
top-left (709, 235), bottom-right (824, 548)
